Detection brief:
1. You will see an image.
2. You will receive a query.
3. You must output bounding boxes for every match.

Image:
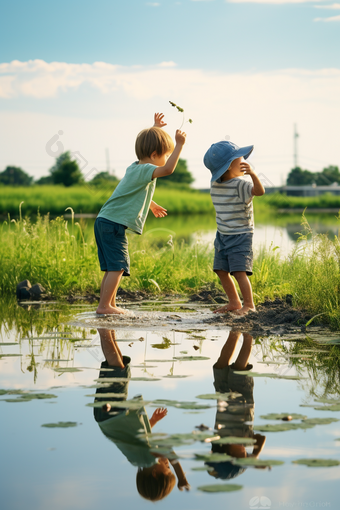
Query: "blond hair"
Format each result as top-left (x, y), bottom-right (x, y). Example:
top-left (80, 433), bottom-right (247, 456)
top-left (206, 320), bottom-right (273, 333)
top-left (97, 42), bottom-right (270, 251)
top-left (135, 127), bottom-right (174, 160)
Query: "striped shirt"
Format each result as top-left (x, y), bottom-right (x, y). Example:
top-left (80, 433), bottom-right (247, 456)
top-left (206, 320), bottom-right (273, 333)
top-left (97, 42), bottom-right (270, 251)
top-left (210, 177), bottom-right (254, 235)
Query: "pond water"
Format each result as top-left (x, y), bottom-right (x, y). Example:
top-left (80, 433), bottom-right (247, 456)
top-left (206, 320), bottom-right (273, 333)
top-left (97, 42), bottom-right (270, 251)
top-left (80, 212), bottom-right (340, 257)
top-left (1, 299), bottom-right (340, 510)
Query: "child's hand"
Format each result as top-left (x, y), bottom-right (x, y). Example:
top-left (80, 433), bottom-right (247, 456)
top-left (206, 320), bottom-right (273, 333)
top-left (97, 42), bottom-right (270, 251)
top-left (240, 161), bottom-right (254, 175)
top-left (178, 479), bottom-right (190, 491)
top-left (154, 113), bottom-right (167, 128)
top-left (150, 407), bottom-right (168, 425)
top-left (175, 129), bottom-right (186, 146)
top-left (150, 201), bottom-right (167, 218)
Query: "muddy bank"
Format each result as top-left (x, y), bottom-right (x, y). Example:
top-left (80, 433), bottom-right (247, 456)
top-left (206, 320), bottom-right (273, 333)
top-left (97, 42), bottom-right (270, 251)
top-left (63, 288), bottom-right (319, 337)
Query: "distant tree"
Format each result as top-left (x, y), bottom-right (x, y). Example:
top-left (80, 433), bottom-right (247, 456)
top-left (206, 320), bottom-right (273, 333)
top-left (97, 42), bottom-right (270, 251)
top-left (286, 167), bottom-right (314, 186)
top-left (89, 171), bottom-right (119, 187)
top-left (0, 166), bottom-right (33, 186)
top-left (49, 151), bottom-right (84, 187)
top-left (36, 175), bottom-right (54, 185)
top-left (157, 158), bottom-right (194, 186)
top-left (321, 165), bottom-right (340, 185)
top-left (286, 165), bottom-right (340, 186)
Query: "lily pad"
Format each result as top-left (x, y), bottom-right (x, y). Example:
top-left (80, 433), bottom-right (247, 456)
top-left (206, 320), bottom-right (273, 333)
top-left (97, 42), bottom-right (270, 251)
top-left (260, 413), bottom-right (307, 420)
top-left (233, 458), bottom-right (284, 467)
top-left (42, 422), bottom-right (78, 428)
top-left (151, 399), bottom-right (211, 410)
top-left (173, 356), bottom-right (210, 361)
top-left (0, 343), bottom-right (18, 346)
top-left (194, 453), bottom-right (232, 463)
top-left (145, 359), bottom-right (177, 363)
top-left (191, 466), bottom-right (214, 471)
top-left (234, 371), bottom-right (302, 380)
top-left (196, 392), bottom-right (242, 400)
top-left (163, 375), bottom-right (191, 378)
top-left (54, 368), bottom-right (83, 373)
top-left (3, 392), bottom-right (57, 403)
top-left (314, 397), bottom-right (340, 405)
top-left (87, 399), bottom-right (149, 409)
top-left (254, 423), bottom-right (314, 432)
top-left (313, 405), bottom-right (340, 412)
top-left (302, 418), bottom-right (339, 425)
top-left (210, 436), bottom-right (256, 445)
top-left (292, 458), bottom-right (340, 467)
top-left (85, 393), bottom-right (128, 398)
top-left (197, 484), bottom-right (242, 493)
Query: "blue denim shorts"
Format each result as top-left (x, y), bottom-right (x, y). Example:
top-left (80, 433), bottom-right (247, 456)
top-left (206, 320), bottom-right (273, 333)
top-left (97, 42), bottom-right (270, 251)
top-left (94, 217), bottom-right (130, 275)
top-left (213, 232), bottom-right (253, 276)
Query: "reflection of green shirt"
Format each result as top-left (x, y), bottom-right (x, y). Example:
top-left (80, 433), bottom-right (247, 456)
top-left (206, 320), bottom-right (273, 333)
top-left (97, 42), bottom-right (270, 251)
top-left (99, 407), bottom-right (156, 468)
top-left (97, 162), bottom-right (157, 234)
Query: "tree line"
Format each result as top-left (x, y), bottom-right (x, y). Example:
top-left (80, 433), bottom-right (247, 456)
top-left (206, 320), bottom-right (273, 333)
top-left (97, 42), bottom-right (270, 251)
top-left (0, 152), bottom-right (194, 187)
top-left (286, 165), bottom-right (340, 186)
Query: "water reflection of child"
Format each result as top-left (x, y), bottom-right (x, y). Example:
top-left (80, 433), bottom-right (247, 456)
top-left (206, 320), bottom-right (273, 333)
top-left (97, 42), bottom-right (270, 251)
top-left (206, 330), bottom-right (266, 479)
top-left (94, 328), bottom-right (190, 501)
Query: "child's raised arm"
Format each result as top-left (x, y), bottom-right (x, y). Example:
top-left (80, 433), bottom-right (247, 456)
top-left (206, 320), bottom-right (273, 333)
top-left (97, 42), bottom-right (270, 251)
top-left (152, 129), bottom-right (186, 179)
top-left (153, 112), bottom-right (167, 128)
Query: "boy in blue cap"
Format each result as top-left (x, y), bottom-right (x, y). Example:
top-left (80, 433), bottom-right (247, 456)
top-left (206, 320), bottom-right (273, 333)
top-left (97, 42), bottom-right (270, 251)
top-left (204, 141), bottom-right (265, 315)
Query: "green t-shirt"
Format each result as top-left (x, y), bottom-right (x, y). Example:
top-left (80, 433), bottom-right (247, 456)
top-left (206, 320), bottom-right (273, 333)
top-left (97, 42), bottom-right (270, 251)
top-left (97, 162), bottom-right (157, 234)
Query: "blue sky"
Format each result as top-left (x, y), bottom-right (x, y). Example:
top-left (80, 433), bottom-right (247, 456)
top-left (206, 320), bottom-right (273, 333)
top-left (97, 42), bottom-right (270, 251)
top-left (1, 0), bottom-right (340, 187)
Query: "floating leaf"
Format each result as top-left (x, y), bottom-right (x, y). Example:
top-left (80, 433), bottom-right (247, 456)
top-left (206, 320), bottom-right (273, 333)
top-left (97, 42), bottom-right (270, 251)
top-left (260, 413), bottom-right (307, 421)
top-left (292, 458), bottom-right (340, 467)
top-left (173, 356), bottom-right (210, 361)
top-left (302, 418), bottom-right (339, 425)
top-left (191, 466), bottom-right (214, 471)
top-left (313, 405), bottom-right (340, 412)
top-left (87, 399), bottom-right (149, 409)
top-left (42, 422), bottom-right (78, 428)
top-left (0, 343), bottom-right (18, 346)
top-left (3, 392), bottom-right (57, 403)
top-left (145, 359), bottom-right (177, 363)
top-left (54, 368), bottom-right (83, 373)
top-left (254, 423), bottom-right (314, 432)
top-left (196, 392), bottom-right (241, 400)
top-left (197, 484), bottom-right (242, 493)
top-left (233, 458), bottom-right (284, 467)
top-left (195, 453), bottom-right (232, 463)
top-left (85, 393), bottom-right (128, 398)
top-left (234, 371), bottom-right (302, 380)
top-left (210, 436), bottom-right (256, 445)
top-left (163, 375), bottom-right (191, 378)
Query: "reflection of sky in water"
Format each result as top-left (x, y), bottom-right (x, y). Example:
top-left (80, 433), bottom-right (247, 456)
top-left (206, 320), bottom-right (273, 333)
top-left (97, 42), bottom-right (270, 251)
top-left (1, 322), bottom-right (340, 509)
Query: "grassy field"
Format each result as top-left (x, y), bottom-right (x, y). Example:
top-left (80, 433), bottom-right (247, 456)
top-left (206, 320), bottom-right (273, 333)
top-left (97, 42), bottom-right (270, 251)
top-left (1, 186), bottom-right (340, 218)
top-left (1, 211), bottom-right (340, 329)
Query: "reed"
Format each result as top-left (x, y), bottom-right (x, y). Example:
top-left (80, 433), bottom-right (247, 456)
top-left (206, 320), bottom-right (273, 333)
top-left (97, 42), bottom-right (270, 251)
top-left (1, 210), bottom-right (340, 328)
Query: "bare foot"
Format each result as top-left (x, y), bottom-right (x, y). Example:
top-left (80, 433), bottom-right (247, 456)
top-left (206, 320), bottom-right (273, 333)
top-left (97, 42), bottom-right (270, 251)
top-left (213, 302), bottom-right (242, 314)
top-left (96, 305), bottom-right (127, 315)
top-left (232, 305), bottom-right (256, 316)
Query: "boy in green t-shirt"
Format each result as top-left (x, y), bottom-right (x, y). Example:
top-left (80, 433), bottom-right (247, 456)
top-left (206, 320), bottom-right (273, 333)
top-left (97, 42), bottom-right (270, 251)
top-left (94, 113), bottom-right (186, 314)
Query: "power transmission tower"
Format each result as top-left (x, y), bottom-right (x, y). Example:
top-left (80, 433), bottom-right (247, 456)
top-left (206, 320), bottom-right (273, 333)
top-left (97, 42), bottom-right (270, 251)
top-left (293, 124), bottom-right (299, 168)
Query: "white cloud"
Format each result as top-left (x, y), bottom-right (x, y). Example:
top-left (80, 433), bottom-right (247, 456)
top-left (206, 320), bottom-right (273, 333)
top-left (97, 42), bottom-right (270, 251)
top-left (315, 2), bottom-right (340, 7)
top-left (0, 60), bottom-right (339, 188)
top-left (314, 13), bottom-right (340, 18)
top-left (158, 61), bottom-right (177, 67)
top-left (146, 2), bottom-right (160, 6)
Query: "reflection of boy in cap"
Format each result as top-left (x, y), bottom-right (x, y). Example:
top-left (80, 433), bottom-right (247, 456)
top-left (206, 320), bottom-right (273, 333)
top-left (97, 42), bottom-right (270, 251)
top-left (204, 141), bottom-right (265, 315)
top-left (206, 330), bottom-right (266, 479)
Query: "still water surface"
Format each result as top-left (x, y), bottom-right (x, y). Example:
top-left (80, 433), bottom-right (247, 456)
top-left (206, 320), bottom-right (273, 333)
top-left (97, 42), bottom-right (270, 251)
top-left (1, 300), bottom-right (340, 510)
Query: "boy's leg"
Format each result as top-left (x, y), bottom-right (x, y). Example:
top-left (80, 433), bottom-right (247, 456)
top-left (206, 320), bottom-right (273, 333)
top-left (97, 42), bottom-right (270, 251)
top-left (232, 332), bottom-right (253, 370)
top-left (214, 330), bottom-right (242, 368)
top-left (96, 270), bottom-right (125, 315)
top-left (214, 270), bottom-right (242, 313)
top-left (232, 271), bottom-right (255, 315)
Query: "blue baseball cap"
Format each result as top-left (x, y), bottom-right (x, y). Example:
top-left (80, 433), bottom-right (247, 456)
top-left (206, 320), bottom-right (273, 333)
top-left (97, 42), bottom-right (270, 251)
top-left (204, 141), bottom-right (254, 183)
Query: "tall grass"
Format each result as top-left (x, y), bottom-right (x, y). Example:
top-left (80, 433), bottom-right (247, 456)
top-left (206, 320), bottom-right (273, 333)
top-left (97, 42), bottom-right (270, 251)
top-left (0, 186), bottom-right (214, 217)
top-left (1, 211), bottom-right (340, 328)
